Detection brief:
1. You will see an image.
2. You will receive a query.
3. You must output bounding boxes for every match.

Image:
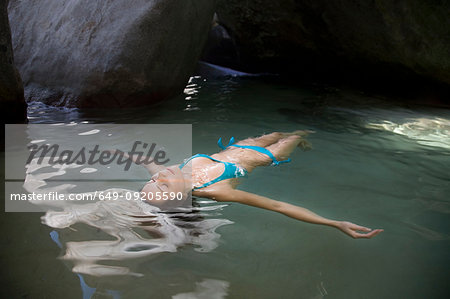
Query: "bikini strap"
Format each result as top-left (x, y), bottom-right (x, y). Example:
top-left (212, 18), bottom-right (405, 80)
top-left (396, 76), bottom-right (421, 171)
top-left (192, 162), bottom-right (235, 190)
top-left (217, 137), bottom-right (291, 166)
top-left (218, 137), bottom-right (236, 150)
top-left (179, 154), bottom-right (223, 169)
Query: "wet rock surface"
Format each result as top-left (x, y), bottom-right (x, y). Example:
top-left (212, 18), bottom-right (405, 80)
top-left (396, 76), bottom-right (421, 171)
top-left (1, 0), bottom-right (26, 123)
top-left (8, 0), bottom-right (216, 108)
top-left (215, 0), bottom-right (450, 87)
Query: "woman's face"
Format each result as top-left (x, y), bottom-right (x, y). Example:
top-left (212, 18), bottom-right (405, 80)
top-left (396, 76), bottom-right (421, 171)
top-left (141, 166), bottom-right (189, 203)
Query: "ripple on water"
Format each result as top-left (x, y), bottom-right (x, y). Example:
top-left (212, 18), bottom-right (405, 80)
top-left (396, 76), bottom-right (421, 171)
top-left (42, 192), bottom-right (233, 276)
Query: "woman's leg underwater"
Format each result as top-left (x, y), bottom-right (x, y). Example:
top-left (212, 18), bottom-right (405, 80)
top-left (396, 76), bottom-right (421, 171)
top-left (265, 135), bottom-right (309, 162)
top-left (234, 131), bottom-right (310, 148)
top-left (232, 132), bottom-right (312, 171)
top-left (233, 132), bottom-right (287, 148)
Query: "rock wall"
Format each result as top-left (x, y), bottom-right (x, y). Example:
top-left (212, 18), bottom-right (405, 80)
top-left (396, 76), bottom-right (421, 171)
top-left (216, 0), bottom-right (450, 86)
top-left (1, 0), bottom-right (26, 123)
top-left (8, 0), bottom-right (216, 108)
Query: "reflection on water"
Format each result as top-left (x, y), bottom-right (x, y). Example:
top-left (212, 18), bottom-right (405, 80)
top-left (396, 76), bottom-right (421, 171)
top-left (184, 76), bottom-right (202, 111)
top-left (17, 121), bottom-right (232, 278)
top-left (43, 193), bottom-right (232, 276)
top-left (367, 116), bottom-right (450, 149)
top-left (172, 278), bottom-right (229, 299)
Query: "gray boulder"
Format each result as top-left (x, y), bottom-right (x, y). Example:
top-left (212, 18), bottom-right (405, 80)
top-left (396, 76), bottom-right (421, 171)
top-left (1, 0), bottom-right (26, 123)
top-left (8, 0), bottom-right (216, 107)
top-left (216, 0), bottom-right (450, 85)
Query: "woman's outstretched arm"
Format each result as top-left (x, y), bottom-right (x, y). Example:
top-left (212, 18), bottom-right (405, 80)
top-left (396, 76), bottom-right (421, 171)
top-left (210, 189), bottom-right (383, 239)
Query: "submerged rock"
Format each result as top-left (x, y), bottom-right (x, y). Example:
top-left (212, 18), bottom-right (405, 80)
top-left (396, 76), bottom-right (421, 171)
top-left (8, 0), bottom-right (216, 108)
top-left (215, 0), bottom-right (450, 86)
top-left (0, 0), bottom-right (26, 123)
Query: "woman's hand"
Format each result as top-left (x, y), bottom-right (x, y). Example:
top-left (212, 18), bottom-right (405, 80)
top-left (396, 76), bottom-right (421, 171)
top-left (336, 221), bottom-right (383, 239)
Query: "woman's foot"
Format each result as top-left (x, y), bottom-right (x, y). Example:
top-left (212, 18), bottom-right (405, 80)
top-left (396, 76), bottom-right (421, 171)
top-left (283, 131), bottom-right (313, 150)
top-left (297, 139), bottom-right (312, 151)
top-left (289, 130), bottom-right (315, 137)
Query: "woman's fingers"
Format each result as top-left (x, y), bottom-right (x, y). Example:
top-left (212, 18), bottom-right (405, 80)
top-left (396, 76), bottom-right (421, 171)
top-left (352, 224), bottom-right (372, 232)
top-left (352, 229), bottom-right (384, 239)
top-left (338, 222), bottom-right (383, 239)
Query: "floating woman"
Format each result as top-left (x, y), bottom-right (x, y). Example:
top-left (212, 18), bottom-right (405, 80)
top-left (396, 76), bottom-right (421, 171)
top-left (125, 131), bottom-right (383, 239)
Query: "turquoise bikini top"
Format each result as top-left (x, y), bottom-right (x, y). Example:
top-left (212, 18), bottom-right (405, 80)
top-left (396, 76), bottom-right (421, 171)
top-left (179, 153), bottom-right (248, 190)
top-left (179, 137), bottom-right (291, 190)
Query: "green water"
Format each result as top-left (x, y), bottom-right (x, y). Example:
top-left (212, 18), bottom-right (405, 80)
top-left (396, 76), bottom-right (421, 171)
top-left (1, 77), bottom-right (449, 298)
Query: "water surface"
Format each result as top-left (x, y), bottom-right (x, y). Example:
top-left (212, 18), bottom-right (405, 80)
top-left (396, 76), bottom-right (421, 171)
top-left (1, 77), bottom-right (449, 298)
